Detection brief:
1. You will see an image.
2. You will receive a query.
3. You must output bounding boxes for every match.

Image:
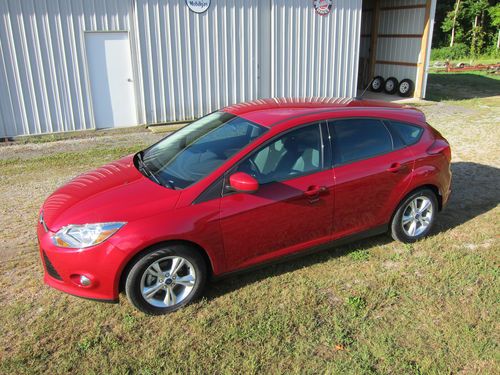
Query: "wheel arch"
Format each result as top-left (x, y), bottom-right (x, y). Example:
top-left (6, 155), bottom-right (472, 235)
top-left (117, 239), bottom-right (215, 293)
top-left (391, 184), bottom-right (442, 223)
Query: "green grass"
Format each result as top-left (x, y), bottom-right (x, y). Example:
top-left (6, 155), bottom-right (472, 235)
top-left (13, 125), bottom-right (149, 144)
top-left (426, 71), bottom-right (500, 101)
top-left (0, 87), bottom-right (499, 374)
top-left (0, 145), bottom-right (147, 180)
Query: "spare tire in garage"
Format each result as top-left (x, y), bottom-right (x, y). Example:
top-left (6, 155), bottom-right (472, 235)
top-left (383, 77), bottom-right (399, 95)
top-left (370, 76), bottom-right (385, 92)
top-left (398, 79), bottom-right (414, 97)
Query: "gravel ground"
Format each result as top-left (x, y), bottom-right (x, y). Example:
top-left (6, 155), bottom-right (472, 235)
top-left (0, 129), bottom-right (164, 261)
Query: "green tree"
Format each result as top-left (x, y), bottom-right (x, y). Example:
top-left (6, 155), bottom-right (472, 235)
top-left (464, 0), bottom-right (490, 57)
top-left (442, 0), bottom-right (463, 47)
top-left (489, 3), bottom-right (500, 49)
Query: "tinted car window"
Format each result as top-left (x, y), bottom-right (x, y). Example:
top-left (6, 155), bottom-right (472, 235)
top-left (330, 119), bottom-right (393, 164)
top-left (388, 121), bottom-right (423, 146)
top-left (236, 124), bottom-right (323, 184)
top-left (142, 112), bottom-right (267, 189)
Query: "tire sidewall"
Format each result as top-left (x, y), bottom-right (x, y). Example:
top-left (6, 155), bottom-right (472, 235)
top-left (125, 245), bottom-right (207, 315)
top-left (391, 189), bottom-right (438, 243)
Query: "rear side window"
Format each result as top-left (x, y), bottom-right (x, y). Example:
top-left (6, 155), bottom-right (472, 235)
top-left (388, 121), bottom-right (423, 146)
top-left (329, 119), bottom-right (393, 165)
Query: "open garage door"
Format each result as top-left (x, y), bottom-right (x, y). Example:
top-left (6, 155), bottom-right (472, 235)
top-left (358, 0), bottom-right (436, 99)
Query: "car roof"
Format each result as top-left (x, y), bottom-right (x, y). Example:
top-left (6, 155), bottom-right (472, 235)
top-left (222, 97), bottom-right (426, 127)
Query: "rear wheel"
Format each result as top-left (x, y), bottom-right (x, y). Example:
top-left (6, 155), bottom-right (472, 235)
top-left (390, 189), bottom-right (438, 243)
top-left (125, 245), bottom-right (207, 315)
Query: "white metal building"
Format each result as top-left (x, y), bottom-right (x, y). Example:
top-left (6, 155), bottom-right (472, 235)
top-left (0, 0), bottom-right (436, 138)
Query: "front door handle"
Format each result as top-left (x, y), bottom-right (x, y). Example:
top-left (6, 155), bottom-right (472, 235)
top-left (304, 185), bottom-right (327, 203)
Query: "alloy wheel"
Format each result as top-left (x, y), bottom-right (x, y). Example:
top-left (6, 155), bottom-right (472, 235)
top-left (401, 196), bottom-right (434, 237)
top-left (140, 256), bottom-right (196, 308)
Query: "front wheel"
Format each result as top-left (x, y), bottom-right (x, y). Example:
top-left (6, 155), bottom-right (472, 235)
top-left (390, 189), bottom-right (438, 243)
top-left (125, 245), bottom-right (207, 315)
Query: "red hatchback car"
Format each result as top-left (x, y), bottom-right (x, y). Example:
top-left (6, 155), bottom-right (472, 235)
top-left (37, 98), bottom-right (451, 314)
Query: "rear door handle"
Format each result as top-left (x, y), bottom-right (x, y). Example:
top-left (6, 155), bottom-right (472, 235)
top-left (387, 162), bottom-right (402, 173)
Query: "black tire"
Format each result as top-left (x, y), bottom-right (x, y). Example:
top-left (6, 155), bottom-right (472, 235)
top-left (370, 76), bottom-right (385, 92)
top-left (383, 77), bottom-right (399, 95)
top-left (390, 188), bottom-right (438, 243)
top-left (125, 244), bottom-right (207, 315)
top-left (398, 79), bottom-right (414, 97)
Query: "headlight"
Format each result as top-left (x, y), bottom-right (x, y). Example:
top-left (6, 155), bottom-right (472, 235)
top-left (51, 222), bottom-right (126, 249)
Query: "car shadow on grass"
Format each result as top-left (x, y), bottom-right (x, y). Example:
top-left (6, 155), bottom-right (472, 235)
top-left (206, 161), bottom-right (500, 300)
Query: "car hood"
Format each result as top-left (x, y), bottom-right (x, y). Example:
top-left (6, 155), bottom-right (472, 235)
top-left (41, 155), bottom-right (181, 231)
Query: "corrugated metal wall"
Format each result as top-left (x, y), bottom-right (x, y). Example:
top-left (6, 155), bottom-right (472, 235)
top-left (134, 0), bottom-right (260, 124)
top-left (374, 0), bottom-right (426, 83)
top-left (0, 0), bottom-right (132, 137)
top-left (270, 0), bottom-right (362, 98)
top-left (0, 0), bottom-right (363, 137)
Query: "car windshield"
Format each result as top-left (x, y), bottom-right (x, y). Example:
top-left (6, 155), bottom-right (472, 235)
top-left (140, 111), bottom-right (267, 189)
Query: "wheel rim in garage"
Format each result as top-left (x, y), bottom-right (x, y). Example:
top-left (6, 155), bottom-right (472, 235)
top-left (140, 256), bottom-right (196, 308)
top-left (400, 82), bottom-right (410, 94)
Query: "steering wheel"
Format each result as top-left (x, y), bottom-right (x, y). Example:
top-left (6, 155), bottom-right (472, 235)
top-left (244, 158), bottom-right (263, 180)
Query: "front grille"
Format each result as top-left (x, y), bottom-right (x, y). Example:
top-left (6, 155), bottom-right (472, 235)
top-left (42, 251), bottom-right (62, 280)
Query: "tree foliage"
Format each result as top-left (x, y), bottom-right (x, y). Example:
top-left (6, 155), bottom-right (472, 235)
top-left (433, 0), bottom-right (499, 56)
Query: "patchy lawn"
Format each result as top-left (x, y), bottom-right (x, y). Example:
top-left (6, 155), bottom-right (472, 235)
top-left (0, 87), bottom-right (499, 373)
top-left (426, 71), bottom-right (500, 101)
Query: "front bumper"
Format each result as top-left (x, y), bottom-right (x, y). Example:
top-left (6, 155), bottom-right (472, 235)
top-left (37, 222), bottom-right (127, 302)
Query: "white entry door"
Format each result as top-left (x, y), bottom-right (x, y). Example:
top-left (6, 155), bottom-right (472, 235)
top-left (85, 32), bottom-right (137, 129)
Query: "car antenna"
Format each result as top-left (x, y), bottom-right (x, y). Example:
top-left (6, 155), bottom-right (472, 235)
top-left (354, 78), bottom-right (374, 101)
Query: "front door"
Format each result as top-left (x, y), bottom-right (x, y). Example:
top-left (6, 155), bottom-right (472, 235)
top-left (219, 123), bottom-right (335, 271)
top-left (85, 32), bottom-right (137, 129)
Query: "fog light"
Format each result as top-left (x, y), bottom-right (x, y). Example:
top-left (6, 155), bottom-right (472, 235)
top-left (80, 275), bottom-right (91, 286)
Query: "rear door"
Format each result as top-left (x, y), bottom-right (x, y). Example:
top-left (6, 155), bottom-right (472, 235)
top-left (219, 122), bottom-right (335, 270)
top-left (329, 118), bottom-right (415, 238)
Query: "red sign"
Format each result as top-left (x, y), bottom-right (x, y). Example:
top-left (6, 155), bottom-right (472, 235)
top-left (313, 0), bottom-right (333, 16)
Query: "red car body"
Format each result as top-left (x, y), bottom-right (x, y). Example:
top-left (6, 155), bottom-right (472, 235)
top-left (37, 98), bottom-right (451, 302)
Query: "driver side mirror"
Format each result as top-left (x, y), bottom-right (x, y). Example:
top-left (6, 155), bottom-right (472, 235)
top-left (228, 172), bottom-right (259, 194)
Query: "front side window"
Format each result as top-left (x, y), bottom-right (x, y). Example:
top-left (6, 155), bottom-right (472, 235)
top-left (236, 124), bottom-right (323, 184)
top-left (141, 112), bottom-right (267, 189)
top-left (330, 119), bottom-right (393, 165)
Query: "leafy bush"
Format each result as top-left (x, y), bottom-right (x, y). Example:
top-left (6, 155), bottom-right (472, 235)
top-left (431, 43), bottom-right (469, 61)
top-left (484, 45), bottom-right (500, 59)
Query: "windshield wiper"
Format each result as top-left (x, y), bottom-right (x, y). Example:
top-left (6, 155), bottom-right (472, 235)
top-left (136, 152), bottom-right (175, 189)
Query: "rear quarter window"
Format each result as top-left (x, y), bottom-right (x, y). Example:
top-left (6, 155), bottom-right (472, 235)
top-left (388, 121), bottom-right (423, 146)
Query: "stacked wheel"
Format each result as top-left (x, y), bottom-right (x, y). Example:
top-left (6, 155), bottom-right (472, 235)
top-left (369, 76), bottom-right (415, 97)
top-left (383, 77), bottom-right (399, 95)
top-left (370, 76), bottom-right (385, 92)
top-left (398, 79), bottom-right (414, 97)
